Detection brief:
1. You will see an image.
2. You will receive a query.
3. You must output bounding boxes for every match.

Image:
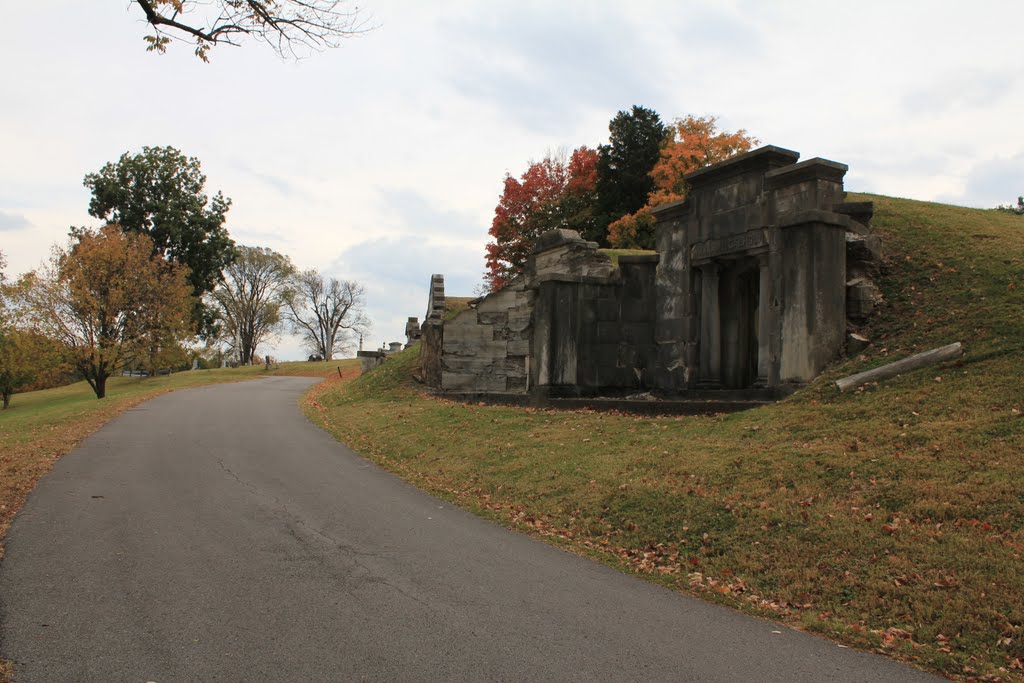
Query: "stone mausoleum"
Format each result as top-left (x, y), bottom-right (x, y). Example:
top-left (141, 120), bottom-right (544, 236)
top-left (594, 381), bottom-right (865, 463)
top-left (419, 145), bottom-right (880, 401)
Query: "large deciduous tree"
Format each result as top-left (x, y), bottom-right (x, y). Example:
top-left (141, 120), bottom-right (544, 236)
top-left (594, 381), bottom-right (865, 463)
top-left (283, 271), bottom-right (368, 360)
top-left (484, 146), bottom-right (599, 291)
top-left (211, 246), bottom-right (295, 365)
top-left (22, 226), bottom-right (194, 399)
top-left (135, 0), bottom-right (370, 61)
top-left (594, 105), bottom-right (669, 245)
top-left (608, 115), bottom-right (758, 249)
top-left (83, 146), bottom-right (236, 335)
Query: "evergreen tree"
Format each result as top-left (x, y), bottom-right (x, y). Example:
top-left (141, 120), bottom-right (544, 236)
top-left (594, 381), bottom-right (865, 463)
top-left (594, 106), bottom-right (669, 246)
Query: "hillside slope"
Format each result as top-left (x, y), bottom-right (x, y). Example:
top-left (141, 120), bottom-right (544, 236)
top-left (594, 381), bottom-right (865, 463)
top-left (309, 195), bottom-right (1024, 681)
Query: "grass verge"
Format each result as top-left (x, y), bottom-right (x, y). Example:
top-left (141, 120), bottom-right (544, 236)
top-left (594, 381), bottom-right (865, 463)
top-left (306, 195), bottom-right (1023, 682)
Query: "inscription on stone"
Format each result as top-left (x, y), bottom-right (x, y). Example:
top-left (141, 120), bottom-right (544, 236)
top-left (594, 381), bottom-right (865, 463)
top-left (691, 229), bottom-right (767, 261)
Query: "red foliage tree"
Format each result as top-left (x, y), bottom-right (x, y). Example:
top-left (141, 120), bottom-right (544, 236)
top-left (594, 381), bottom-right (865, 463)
top-left (484, 147), bottom-right (598, 291)
top-left (608, 116), bottom-right (757, 248)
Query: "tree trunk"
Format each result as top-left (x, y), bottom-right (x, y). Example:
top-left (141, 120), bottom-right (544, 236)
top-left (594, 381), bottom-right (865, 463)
top-left (95, 373), bottom-right (107, 399)
top-left (2, 389), bottom-right (10, 409)
top-left (835, 342), bottom-right (963, 392)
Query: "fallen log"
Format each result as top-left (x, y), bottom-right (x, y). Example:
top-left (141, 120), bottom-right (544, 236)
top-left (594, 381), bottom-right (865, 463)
top-left (835, 342), bottom-right (964, 392)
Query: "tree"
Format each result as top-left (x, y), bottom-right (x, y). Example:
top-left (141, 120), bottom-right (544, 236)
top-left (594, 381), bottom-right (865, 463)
top-left (0, 329), bottom-right (66, 410)
top-left (83, 146), bottom-right (236, 335)
top-left (995, 196), bottom-right (1024, 216)
top-left (1, 252), bottom-right (66, 408)
top-left (594, 105), bottom-right (669, 245)
top-left (484, 146), bottom-right (599, 290)
top-left (135, 0), bottom-right (371, 61)
top-left (283, 271), bottom-right (368, 360)
top-left (21, 226), bottom-right (194, 399)
top-left (211, 246), bottom-right (295, 365)
top-left (0, 249), bottom-right (7, 326)
top-left (608, 115), bottom-right (758, 248)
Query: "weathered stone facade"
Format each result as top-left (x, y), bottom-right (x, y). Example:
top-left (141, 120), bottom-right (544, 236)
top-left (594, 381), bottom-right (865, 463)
top-left (420, 145), bottom-right (879, 399)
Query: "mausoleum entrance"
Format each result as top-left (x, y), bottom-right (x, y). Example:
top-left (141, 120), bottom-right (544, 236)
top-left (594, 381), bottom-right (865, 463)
top-left (696, 252), bottom-right (770, 390)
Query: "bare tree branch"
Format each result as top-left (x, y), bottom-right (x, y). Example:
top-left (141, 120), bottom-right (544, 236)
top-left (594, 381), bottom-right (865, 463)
top-left (134, 0), bottom-right (373, 61)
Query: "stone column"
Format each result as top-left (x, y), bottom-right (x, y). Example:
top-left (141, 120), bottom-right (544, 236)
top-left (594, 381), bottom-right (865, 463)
top-left (757, 255), bottom-right (771, 382)
top-left (699, 263), bottom-right (721, 384)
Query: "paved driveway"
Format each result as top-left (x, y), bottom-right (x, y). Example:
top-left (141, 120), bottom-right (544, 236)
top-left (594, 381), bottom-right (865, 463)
top-left (0, 377), bottom-right (942, 682)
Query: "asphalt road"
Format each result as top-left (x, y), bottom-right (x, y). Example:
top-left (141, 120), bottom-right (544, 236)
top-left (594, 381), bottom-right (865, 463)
top-left (0, 377), bottom-right (943, 682)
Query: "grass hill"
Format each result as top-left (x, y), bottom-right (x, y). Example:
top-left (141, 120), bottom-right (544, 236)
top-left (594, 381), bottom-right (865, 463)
top-left (307, 194), bottom-right (1024, 681)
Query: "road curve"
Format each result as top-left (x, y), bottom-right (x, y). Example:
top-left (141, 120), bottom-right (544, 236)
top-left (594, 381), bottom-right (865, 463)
top-left (0, 377), bottom-right (941, 682)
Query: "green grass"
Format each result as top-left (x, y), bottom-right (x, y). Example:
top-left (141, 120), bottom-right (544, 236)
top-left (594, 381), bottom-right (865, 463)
top-left (307, 195), bottom-right (1024, 681)
top-left (600, 248), bottom-right (656, 268)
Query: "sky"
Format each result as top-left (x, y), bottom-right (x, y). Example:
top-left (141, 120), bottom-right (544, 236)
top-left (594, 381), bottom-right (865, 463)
top-left (2, 1), bottom-right (1023, 360)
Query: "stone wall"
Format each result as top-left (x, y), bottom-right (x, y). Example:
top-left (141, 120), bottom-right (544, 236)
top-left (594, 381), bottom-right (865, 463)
top-left (441, 278), bottom-right (533, 393)
top-left (422, 230), bottom-right (658, 397)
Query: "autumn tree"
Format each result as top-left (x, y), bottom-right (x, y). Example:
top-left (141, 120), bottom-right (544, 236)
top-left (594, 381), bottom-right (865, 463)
top-left (608, 115), bottom-right (758, 249)
top-left (0, 249), bottom-right (7, 329)
top-left (0, 328), bottom-right (67, 410)
top-left (135, 0), bottom-right (371, 61)
top-left (484, 146), bottom-right (599, 290)
top-left (211, 246), bottom-right (295, 365)
top-left (0, 251), bottom-right (37, 408)
top-left (83, 146), bottom-right (236, 335)
top-left (283, 271), bottom-right (368, 360)
top-left (594, 105), bottom-right (669, 245)
top-left (22, 226), bottom-right (194, 399)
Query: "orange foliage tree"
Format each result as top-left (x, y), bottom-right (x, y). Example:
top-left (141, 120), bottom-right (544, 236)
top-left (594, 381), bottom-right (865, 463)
top-left (608, 116), bottom-right (758, 249)
top-left (484, 147), bottom-right (599, 291)
top-left (21, 225), bottom-right (194, 399)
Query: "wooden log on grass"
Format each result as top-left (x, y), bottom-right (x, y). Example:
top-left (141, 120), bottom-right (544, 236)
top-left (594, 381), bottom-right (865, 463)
top-left (835, 342), bottom-right (964, 392)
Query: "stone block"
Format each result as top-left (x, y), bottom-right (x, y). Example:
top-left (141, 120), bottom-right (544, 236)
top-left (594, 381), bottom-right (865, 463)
top-left (478, 311), bottom-right (508, 326)
top-left (596, 298), bottom-right (619, 321)
top-left (444, 321), bottom-right (489, 341)
top-left (443, 339), bottom-right (508, 359)
top-left (507, 339), bottom-right (530, 356)
top-left (441, 372), bottom-right (483, 391)
top-left (846, 333), bottom-right (871, 355)
top-left (846, 278), bottom-right (882, 321)
top-left (846, 233), bottom-right (882, 263)
top-left (507, 313), bottom-right (531, 333)
top-left (507, 376), bottom-right (528, 393)
top-left (617, 343), bottom-right (637, 368)
top-left (596, 321), bottom-right (621, 344)
top-left (655, 316), bottom-right (686, 343)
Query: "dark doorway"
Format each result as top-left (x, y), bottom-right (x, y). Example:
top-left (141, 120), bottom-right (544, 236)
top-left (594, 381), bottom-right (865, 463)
top-left (719, 259), bottom-right (760, 389)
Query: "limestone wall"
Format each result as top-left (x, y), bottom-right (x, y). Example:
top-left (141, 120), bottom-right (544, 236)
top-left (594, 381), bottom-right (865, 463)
top-left (440, 278), bottom-right (533, 394)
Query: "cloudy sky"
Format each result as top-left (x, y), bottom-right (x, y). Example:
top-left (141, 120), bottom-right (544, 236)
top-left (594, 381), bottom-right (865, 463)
top-left (2, 1), bottom-right (1022, 359)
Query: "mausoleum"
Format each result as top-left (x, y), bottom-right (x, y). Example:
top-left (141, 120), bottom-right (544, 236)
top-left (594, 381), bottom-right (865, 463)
top-left (418, 145), bottom-right (880, 402)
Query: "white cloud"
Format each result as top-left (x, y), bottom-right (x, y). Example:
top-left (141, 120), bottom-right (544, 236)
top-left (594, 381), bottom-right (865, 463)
top-left (0, 211), bottom-right (31, 232)
top-left (3, 1), bottom-right (1024, 357)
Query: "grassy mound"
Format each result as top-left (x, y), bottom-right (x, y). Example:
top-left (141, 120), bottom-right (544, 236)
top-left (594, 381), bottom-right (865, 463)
top-left (309, 194), bottom-right (1023, 681)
